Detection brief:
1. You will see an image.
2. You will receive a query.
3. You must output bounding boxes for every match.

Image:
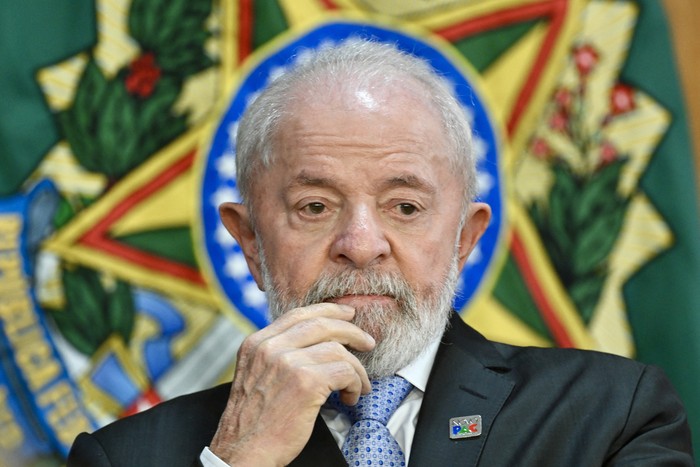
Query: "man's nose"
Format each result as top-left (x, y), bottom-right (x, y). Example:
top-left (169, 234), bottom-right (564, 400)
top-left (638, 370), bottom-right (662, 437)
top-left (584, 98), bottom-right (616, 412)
top-left (330, 204), bottom-right (390, 268)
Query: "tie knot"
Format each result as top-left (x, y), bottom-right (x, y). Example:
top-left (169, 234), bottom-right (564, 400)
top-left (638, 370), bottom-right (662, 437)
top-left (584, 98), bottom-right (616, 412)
top-left (327, 376), bottom-right (413, 425)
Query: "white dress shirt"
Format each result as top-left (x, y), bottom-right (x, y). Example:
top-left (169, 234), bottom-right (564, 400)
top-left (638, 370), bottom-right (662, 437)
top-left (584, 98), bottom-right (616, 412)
top-left (201, 339), bottom-right (441, 466)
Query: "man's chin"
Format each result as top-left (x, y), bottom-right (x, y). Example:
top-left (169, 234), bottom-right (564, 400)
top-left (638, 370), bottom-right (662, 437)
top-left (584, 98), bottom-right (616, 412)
top-left (350, 348), bottom-right (398, 380)
top-left (353, 321), bottom-right (385, 343)
top-left (348, 302), bottom-right (403, 343)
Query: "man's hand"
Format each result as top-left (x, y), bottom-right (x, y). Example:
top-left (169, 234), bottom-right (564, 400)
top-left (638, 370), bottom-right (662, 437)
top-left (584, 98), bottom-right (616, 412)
top-left (209, 303), bottom-right (375, 466)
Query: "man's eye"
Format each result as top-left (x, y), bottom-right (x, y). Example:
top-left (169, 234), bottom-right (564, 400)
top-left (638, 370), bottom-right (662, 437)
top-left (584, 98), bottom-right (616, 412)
top-left (304, 202), bottom-right (326, 215)
top-left (398, 203), bottom-right (418, 215)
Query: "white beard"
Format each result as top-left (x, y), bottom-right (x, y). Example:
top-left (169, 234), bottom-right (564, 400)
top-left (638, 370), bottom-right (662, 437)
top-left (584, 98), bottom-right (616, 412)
top-left (260, 246), bottom-right (459, 378)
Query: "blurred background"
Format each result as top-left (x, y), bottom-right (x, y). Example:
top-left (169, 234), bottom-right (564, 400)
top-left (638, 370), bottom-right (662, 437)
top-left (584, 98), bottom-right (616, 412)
top-left (665, 0), bottom-right (699, 184)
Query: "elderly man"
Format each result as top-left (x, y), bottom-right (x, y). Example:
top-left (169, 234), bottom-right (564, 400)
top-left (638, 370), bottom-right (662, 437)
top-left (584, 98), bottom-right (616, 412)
top-left (67, 40), bottom-right (693, 466)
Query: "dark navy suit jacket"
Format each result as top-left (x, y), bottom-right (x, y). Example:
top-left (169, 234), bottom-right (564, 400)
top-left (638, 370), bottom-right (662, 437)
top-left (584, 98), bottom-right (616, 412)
top-left (67, 313), bottom-right (694, 466)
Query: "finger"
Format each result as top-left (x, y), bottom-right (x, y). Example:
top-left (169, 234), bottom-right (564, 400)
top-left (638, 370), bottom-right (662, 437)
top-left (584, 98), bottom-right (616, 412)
top-left (256, 302), bottom-right (357, 339)
top-left (323, 363), bottom-right (370, 405)
top-left (337, 364), bottom-right (371, 405)
top-left (284, 341), bottom-right (371, 400)
top-left (242, 343), bottom-right (368, 408)
top-left (280, 316), bottom-right (375, 352)
top-left (309, 359), bottom-right (367, 405)
top-left (238, 320), bottom-right (372, 391)
top-left (239, 303), bottom-right (360, 358)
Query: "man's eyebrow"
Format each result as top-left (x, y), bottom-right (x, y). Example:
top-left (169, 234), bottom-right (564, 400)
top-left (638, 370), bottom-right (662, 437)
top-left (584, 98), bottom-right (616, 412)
top-left (287, 172), bottom-right (337, 189)
top-left (285, 172), bottom-right (436, 194)
top-left (381, 175), bottom-right (437, 194)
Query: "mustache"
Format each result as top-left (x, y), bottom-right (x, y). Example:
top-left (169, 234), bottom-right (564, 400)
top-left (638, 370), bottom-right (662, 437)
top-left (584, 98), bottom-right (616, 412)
top-left (301, 269), bottom-right (418, 308)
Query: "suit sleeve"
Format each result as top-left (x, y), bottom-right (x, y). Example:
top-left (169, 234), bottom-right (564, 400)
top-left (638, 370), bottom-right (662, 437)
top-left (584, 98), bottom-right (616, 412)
top-left (606, 364), bottom-right (694, 466)
top-left (67, 431), bottom-right (207, 467)
top-left (66, 432), bottom-right (113, 467)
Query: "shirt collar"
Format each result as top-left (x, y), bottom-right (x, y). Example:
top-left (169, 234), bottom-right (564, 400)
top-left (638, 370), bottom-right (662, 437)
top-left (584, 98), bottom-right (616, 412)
top-left (396, 337), bottom-right (441, 393)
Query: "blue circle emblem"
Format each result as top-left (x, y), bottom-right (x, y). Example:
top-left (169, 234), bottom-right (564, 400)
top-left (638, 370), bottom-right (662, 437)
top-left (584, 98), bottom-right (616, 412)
top-left (200, 21), bottom-right (504, 329)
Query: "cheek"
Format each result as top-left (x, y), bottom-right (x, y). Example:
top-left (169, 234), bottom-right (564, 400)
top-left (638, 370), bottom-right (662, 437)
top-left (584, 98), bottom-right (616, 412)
top-left (396, 241), bottom-right (454, 288)
top-left (263, 236), bottom-right (330, 291)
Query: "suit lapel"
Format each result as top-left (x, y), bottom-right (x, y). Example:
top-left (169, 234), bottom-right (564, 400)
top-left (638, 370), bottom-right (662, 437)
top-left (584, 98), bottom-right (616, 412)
top-left (409, 314), bottom-right (514, 467)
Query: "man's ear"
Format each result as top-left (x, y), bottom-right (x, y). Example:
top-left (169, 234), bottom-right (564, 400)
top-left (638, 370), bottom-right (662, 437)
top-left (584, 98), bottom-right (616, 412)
top-left (457, 202), bottom-right (492, 271)
top-left (218, 202), bottom-right (264, 290)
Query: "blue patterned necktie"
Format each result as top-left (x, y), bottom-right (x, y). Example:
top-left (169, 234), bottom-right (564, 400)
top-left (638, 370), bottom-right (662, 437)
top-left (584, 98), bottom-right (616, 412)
top-left (327, 376), bottom-right (414, 467)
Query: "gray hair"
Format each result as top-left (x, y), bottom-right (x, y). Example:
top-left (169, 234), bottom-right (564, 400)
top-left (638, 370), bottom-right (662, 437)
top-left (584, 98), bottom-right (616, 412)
top-left (235, 38), bottom-right (477, 217)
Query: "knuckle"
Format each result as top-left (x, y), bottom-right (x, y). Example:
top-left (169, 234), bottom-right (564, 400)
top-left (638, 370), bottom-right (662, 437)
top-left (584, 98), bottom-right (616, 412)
top-left (335, 360), bottom-right (355, 377)
top-left (291, 367), bottom-right (317, 391)
top-left (295, 316), bottom-right (328, 334)
top-left (255, 338), bottom-right (277, 360)
top-left (291, 304), bottom-right (314, 316)
top-left (276, 351), bottom-right (296, 369)
top-left (322, 341), bottom-right (347, 357)
top-left (287, 305), bottom-right (318, 321)
top-left (238, 335), bottom-right (258, 355)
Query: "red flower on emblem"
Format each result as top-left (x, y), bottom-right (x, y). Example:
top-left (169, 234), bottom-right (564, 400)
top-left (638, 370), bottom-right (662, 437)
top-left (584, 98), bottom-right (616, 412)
top-left (573, 44), bottom-right (599, 77)
top-left (554, 87), bottom-right (573, 112)
top-left (610, 83), bottom-right (636, 116)
top-left (549, 111), bottom-right (569, 132)
top-left (599, 140), bottom-right (618, 167)
top-left (125, 52), bottom-right (162, 98)
top-left (531, 137), bottom-right (552, 160)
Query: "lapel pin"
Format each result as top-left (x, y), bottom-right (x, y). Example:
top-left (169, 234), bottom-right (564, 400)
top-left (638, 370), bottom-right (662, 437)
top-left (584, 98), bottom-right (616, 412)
top-left (449, 415), bottom-right (482, 439)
